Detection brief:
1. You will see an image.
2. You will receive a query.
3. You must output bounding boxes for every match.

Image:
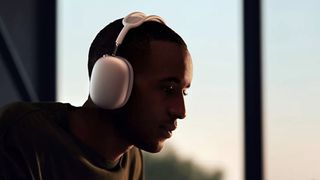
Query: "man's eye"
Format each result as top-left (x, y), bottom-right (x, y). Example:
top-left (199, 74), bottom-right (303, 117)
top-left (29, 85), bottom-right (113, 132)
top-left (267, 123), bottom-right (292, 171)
top-left (163, 84), bottom-right (189, 96)
top-left (164, 84), bottom-right (175, 95)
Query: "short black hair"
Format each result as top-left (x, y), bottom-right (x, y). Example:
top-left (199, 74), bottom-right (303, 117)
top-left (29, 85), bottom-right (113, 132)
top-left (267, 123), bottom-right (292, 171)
top-left (88, 18), bottom-right (187, 78)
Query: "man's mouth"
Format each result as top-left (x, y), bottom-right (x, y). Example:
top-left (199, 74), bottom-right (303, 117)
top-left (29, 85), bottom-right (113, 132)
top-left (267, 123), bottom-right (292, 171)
top-left (159, 124), bottom-right (177, 138)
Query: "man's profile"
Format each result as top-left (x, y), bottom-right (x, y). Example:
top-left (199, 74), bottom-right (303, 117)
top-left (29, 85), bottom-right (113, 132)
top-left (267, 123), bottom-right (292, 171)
top-left (0, 12), bottom-right (193, 180)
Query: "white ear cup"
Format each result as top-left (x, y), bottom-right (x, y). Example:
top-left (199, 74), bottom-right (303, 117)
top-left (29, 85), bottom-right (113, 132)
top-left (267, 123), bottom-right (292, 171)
top-left (89, 55), bottom-right (134, 109)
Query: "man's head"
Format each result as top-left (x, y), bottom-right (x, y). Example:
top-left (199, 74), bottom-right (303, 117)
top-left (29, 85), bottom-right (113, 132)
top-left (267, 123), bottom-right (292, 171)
top-left (88, 18), bottom-right (187, 77)
top-left (88, 15), bottom-right (193, 153)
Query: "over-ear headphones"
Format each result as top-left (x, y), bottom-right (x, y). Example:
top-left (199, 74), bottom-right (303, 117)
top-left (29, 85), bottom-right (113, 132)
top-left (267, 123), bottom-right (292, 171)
top-left (89, 12), bottom-right (165, 109)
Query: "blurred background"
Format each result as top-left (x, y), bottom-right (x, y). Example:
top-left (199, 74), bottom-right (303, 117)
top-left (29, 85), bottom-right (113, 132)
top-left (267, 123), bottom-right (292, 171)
top-left (0, 0), bottom-right (319, 180)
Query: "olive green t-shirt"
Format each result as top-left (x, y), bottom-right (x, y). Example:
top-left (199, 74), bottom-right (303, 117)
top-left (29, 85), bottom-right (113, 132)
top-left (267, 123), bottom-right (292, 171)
top-left (0, 102), bottom-right (144, 180)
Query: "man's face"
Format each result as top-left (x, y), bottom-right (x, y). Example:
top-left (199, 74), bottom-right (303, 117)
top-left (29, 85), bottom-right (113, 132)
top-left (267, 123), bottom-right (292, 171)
top-left (119, 40), bottom-right (193, 153)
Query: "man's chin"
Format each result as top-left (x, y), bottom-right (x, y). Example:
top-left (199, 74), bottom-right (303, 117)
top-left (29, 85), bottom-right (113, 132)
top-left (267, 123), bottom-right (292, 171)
top-left (137, 141), bottom-right (165, 153)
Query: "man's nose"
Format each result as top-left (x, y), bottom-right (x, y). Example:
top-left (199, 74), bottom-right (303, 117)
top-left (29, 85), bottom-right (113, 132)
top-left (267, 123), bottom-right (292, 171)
top-left (168, 95), bottom-right (186, 119)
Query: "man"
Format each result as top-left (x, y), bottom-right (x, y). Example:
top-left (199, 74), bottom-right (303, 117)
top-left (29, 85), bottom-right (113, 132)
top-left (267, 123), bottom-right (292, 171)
top-left (0, 12), bottom-right (192, 180)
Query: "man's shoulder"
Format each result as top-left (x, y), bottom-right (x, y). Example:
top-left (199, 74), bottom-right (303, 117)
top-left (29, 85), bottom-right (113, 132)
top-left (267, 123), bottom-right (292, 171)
top-left (0, 102), bottom-right (71, 135)
top-left (0, 101), bottom-right (68, 120)
top-left (0, 102), bottom-right (39, 129)
top-left (0, 102), bottom-right (38, 118)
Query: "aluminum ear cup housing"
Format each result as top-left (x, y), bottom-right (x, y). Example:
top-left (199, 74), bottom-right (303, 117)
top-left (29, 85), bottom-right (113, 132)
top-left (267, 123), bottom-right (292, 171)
top-left (89, 55), bottom-right (134, 109)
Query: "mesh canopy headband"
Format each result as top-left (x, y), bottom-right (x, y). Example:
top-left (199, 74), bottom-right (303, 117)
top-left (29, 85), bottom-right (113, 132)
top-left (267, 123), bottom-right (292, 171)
top-left (112, 12), bottom-right (166, 56)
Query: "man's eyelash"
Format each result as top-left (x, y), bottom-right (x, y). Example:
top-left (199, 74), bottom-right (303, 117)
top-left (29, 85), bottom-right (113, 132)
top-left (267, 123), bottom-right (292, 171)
top-left (164, 85), bottom-right (174, 92)
top-left (162, 84), bottom-right (189, 96)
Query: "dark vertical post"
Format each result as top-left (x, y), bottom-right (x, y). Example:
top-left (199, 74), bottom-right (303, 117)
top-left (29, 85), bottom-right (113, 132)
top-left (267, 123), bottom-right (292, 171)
top-left (243, 0), bottom-right (264, 179)
top-left (36, 0), bottom-right (57, 101)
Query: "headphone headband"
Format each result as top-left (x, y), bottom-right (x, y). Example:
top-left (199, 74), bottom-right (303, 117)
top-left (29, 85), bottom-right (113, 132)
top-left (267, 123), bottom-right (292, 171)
top-left (112, 12), bottom-right (166, 56)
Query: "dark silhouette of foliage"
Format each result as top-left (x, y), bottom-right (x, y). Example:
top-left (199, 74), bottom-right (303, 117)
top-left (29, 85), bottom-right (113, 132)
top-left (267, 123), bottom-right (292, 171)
top-left (143, 149), bottom-right (223, 180)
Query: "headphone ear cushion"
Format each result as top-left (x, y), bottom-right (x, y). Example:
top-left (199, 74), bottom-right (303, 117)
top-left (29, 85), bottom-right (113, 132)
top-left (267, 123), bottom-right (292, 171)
top-left (89, 55), bottom-right (134, 109)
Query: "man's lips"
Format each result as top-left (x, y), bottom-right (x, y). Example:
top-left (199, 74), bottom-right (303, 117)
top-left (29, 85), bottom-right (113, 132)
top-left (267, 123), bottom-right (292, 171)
top-left (159, 123), bottom-right (177, 138)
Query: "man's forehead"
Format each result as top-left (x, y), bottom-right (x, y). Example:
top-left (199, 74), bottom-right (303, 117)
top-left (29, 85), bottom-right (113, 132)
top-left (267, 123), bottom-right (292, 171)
top-left (149, 40), bottom-right (186, 53)
top-left (141, 40), bottom-right (193, 84)
top-left (146, 41), bottom-right (191, 68)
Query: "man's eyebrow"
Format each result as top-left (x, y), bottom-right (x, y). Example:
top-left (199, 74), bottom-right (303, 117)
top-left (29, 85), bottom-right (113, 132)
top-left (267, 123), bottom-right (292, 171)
top-left (160, 77), bottom-right (180, 83)
top-left (159, 77), bottom-right (191, 88)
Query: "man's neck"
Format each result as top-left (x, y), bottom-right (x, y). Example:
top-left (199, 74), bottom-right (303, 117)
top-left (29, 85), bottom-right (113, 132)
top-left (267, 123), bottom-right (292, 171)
top-left (68, 100), bottom-right (133, 163)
